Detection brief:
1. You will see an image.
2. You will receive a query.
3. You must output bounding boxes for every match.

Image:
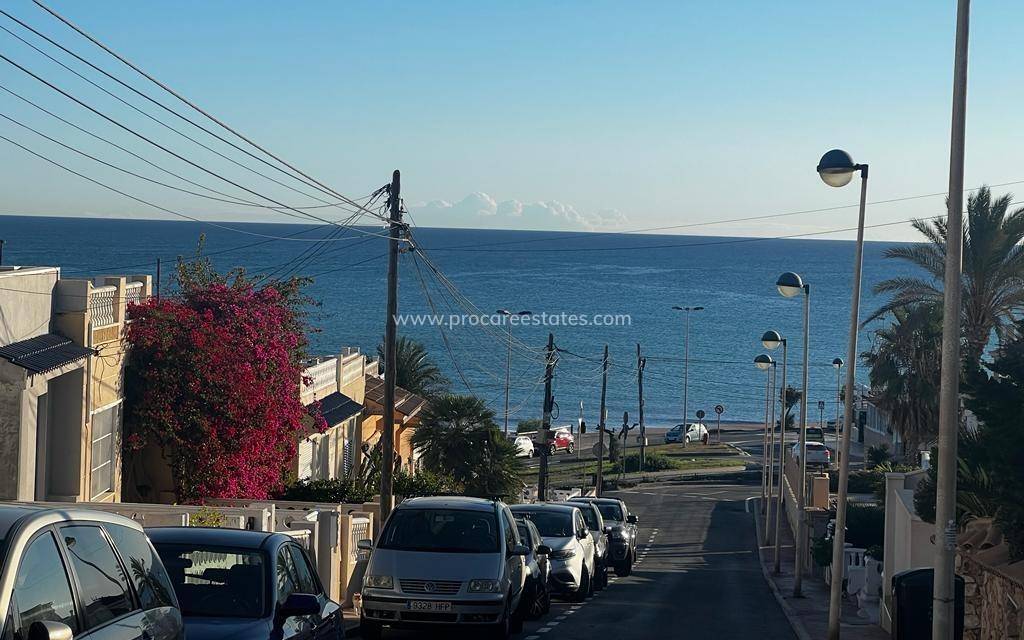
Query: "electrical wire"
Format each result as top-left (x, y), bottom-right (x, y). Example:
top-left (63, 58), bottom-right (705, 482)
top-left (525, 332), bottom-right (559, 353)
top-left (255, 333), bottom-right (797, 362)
top-left (31, 0), bottom-right (386, 223)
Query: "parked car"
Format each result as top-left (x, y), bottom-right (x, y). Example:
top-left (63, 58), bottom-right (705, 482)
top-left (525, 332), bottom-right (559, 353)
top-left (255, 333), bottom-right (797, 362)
top-left (510, 503), bottom-right (595, 602)
top-left (0, 504), bottom-right (184, 640)
top-left (514, 517), bottom-right (551, 619)
top-left (569, 496), bottom-right (638, 576)
top-left (533, 427), bottom-right (575, 456)
top-left (148, 527), bottom-right (343, 640)
top-left (792, 441), bottom-right (831, 468)
top-left (806, 427), bottom-right (825, 443)
top-left (554, 502), bottom-right (608, 589)
top-left (358, 496), bottom-right (528, 639)
top-left (665, 423), bottom-right (709, 445)
top-left (509, 434), bottom-right (535, 458)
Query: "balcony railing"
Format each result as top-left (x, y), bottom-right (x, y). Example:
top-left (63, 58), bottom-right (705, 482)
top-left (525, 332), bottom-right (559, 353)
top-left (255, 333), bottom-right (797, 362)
top-left (302, 358), bottom-right (337, 395)
top-left (90, 285), bottom-right (117, 327)
top-left (125, 281), bottom-right (144, 307)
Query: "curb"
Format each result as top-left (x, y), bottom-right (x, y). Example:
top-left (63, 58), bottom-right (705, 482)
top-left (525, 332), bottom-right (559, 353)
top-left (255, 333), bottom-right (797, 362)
top-left (723, 442), bottom-right (753, 458)
top-left (750, 497), bottom-right (813, 640)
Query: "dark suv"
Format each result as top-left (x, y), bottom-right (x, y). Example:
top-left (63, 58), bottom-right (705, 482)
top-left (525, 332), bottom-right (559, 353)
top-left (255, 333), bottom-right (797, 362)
top-left (569, 497), bottom-right (638, 576)
top-left (0, 505), bottom-right (184, 640)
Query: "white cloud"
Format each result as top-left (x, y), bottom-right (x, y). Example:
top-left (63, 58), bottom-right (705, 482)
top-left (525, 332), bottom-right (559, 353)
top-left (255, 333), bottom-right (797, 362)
top-left (409, 192), bottom-right (628, 231)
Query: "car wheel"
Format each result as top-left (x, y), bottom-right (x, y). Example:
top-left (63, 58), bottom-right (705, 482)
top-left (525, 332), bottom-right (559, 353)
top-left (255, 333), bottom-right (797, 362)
top-left (684, 435), bottom-right (691, 445)
top-left (526, 581), bottom-right (545, 619)
top-left (702, 433), bottom-right (709, 444)
top-left (489, 605), bottom-right (512, 640)
top-left (616, 556), bottom-right (633, 577)
top-left (360, 617), bottom-right (384, 640)
top-left (597, 563), bottom-right (609, 590)
top-left (572, 567), bottom-right (591, 602)
top-left (549, 444), bottom-right (557, 456)
top-left (567, 441), bottom-right (576, 454)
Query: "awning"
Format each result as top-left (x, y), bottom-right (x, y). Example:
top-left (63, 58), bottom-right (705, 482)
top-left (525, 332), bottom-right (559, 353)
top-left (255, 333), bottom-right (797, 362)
top-left (312, 391), bottom-right (363, 426)
top-left (0, 333), bottom-right (93, 374)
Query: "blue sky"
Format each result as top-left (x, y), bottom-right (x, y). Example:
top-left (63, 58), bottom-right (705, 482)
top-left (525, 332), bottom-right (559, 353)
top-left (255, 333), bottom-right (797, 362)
top-left (1, 1), bottom-right (1022, 240)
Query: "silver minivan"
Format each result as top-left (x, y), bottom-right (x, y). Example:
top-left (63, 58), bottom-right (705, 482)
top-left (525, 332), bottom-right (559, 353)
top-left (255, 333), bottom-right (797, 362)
top-left (358, 496), bottom-right (529, 639)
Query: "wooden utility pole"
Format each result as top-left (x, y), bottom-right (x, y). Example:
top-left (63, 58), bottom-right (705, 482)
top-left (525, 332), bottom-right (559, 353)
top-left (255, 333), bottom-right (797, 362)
top-left (596, 345), bottom-right (609, 496)
top-left (637, 344), bottom-right (646, 471)
top-left (537, 333), bottom-right (556, 501)
top-left (380, 170), bottom-right (402, 521)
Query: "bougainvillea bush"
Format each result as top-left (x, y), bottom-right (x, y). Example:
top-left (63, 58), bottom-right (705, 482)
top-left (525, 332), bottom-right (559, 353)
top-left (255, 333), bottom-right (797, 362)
top-left (124, 253), bottom-right (324, 502)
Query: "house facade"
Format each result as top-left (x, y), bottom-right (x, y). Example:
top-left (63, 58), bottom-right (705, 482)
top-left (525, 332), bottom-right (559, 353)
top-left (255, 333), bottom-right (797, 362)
top-left (0, 266), bottom-right (150, 503)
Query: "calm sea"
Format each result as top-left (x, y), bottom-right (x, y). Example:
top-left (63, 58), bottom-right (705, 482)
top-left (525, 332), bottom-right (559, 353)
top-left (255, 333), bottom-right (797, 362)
top-left (0, 215), bottom-right (916, 427)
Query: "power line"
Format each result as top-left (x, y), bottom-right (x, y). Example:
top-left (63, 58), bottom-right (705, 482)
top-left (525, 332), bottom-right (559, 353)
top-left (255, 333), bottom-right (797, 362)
top-left (0, 52), bottom-right (392, 238)
top-left (31, 0), bottom-right (386, 223)
top-left (0, 15), bottom-right (363, 209)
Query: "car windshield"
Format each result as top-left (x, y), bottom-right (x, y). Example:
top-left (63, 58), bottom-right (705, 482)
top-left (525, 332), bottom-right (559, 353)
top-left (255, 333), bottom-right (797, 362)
top-left (513, 510), bottom-right (573, 537)
top-left (574, 507), bottom-right (598, 530)
top-left (595, 503), bottom-right (624, 522)
top-left (153, 544), bottom-right (266, 618)
top-left (379, 509), bottom-right (499, 553)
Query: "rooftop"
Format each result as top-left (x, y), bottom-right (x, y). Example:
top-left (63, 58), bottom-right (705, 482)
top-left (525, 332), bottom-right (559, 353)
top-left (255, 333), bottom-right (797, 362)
top-left (0, 333), bottom-right (93, 374)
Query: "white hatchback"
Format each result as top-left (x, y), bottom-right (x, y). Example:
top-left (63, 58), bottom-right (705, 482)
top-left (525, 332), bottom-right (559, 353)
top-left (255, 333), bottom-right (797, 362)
top-left (510, 435), bottom-right (535, 458)
top-left (665, 423), bottom-right (709, 445)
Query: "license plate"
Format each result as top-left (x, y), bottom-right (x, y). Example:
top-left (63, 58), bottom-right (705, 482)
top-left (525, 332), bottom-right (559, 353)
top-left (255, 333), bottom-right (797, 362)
top-left (408, 600), bottom-right (452, 612)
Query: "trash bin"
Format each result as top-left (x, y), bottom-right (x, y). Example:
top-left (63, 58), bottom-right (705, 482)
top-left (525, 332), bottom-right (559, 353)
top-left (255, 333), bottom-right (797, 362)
top-left (890, 568), bottom-right (964, 639)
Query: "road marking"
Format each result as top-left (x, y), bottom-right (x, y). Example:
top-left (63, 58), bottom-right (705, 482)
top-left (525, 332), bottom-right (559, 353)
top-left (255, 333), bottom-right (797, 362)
top-left (525, 636), bottom-right (540, 640)
top-left (556, 615), bottom-right (567, 620)
top-left (548, 621), bottom-right (560, 626)
top-left (538, 628), bottom-right (552, 634)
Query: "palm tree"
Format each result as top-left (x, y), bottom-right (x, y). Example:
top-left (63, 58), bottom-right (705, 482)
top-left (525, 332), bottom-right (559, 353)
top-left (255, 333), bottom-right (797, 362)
top-left (377, 336), bottom-right (449, 397)
top-left (411, 395), bottom-right (522, 499)
top-left (867, 185), bottom-right (1024, 364)
top-left (862, 303), bottom-right (943, 453)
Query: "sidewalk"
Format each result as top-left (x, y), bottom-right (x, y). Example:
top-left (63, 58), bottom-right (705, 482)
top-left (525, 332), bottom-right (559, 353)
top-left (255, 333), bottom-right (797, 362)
top-left (752, 498), bottom-right (887, 640)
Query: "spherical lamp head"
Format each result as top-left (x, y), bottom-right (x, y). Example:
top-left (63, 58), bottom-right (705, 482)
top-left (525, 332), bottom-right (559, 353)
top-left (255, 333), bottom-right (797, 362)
top-left (761, 330), bottom-right (783, 350)
top-left (776, 272), bottom-right (805, 298)
top-left (832, 357), bottom-right (844, 369)
top-left (754, 354), bottom-right (774, 371)
top-left (817, 149), bottom-right (856, 188)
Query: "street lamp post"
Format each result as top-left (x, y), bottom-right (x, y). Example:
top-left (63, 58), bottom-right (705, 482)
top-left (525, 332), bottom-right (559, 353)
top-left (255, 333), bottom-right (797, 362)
top-left (754, 354), bottom-right (775, 511)
top-left (832, 358), bottom-right (844, 464)
top-left (816, 149), bottom-right (869, 640)
top-left (497, 309), bottom-right (532, 435)
top-left (762, 330), bottom-right (787, 572)
top-left (777, 271), bottom-right (811, 597)
top-left (672, 306), bottom-right (704, 427)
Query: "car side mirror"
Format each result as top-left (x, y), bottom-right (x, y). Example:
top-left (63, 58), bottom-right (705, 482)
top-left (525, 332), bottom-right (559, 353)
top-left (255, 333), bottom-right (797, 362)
top-left (536, 544), bottom-right (551, 556)
top-left (357, 538), bottom-right (374, 551)
top-left (509, 544), bottom-right (530, 557)
top-left (627, 515), bottom-right (638, 524)
top-left (278, 592), bottom-right (320, 618)
top-left (577, 529), bottom-right (589, 540)
top-left (603, 525), bottom-right (613, 534)
top-left (28, 621), bottom-right (73, 640)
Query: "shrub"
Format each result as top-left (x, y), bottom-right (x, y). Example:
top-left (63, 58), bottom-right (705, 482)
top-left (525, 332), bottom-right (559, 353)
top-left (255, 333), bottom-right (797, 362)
top-left (516, 419), bottom-right (542, 434)
top-left (845, 503), bottom-right (885, 551)
top-left (394, 470), bottom-right (457, 498)
top-left (276, 478), bottom-right (376, 504)
top-left (811, 536), bottom-right (833, 567)
top-left (866, 444), bottom-right (892, 468)
top-left (610, 452), bottom-right (679, 474)
top-left (190, 506), bottom-right (226, 528)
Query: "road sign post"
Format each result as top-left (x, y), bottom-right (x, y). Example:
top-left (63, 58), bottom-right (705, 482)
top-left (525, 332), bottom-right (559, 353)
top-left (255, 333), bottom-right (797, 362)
top-left (714, 404), bottom-right (725, 443)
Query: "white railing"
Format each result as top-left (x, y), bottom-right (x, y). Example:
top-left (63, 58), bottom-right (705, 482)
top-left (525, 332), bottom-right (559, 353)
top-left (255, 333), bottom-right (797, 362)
top-left (303, 358), bottom-right (337, 394)
top-left (125, 281), bottom-right (144, 307)
top-left (90, 285), bottom-right (117, 327)
top-left (350, 516), bottom-right (370, 564)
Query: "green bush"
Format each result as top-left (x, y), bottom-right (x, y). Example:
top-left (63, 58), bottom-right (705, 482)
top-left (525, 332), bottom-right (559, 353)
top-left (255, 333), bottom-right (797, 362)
top-left (845, 503), bottom-right (885, 551)
top-left (516, 419), bottom-right (542, 434)
top-left (394, 470), bottom-right (456, 498)
top-left (830, 469), bottom-right (881, 494)
top-left (866, 444), bottom-right (892, 468)
top-left (276, 477), bottom-right (375, 504)
top-left (811, 536), bottom-right (833, 567)
top-left (610, 452), bottom-right (679, 474)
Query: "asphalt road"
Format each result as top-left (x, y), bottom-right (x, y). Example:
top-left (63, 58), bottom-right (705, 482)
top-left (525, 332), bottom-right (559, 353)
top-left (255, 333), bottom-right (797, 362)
top-left (380, 474), bottom-right (797, 640)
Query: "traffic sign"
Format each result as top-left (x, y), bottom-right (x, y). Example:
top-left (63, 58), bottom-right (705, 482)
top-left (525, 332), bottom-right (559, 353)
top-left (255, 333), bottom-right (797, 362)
top-left (696, 409), bottom-right (706, 420)
top-left (714, 404), bottom-right (725, 415)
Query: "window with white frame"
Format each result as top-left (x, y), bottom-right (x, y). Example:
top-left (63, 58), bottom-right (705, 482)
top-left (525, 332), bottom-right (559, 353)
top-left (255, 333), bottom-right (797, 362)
top-left (90, 402), bottom-right (120, 499)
